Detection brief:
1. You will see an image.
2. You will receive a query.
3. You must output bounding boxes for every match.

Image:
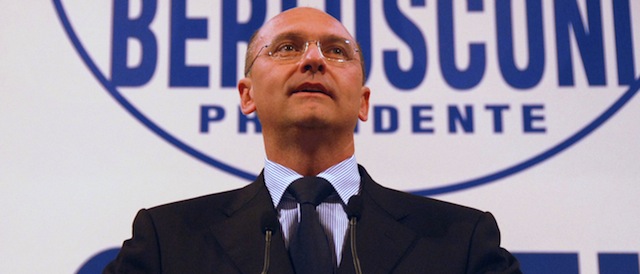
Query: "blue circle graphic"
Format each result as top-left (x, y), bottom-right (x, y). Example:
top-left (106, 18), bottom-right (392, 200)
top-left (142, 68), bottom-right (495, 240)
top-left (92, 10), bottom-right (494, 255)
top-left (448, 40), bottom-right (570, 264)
top-left (53, 1), bottom-right (640, 196)
top-left (76, 247), bottom-right (120, 274)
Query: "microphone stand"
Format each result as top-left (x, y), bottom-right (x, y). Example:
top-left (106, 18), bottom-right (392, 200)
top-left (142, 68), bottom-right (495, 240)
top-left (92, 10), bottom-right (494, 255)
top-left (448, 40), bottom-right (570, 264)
top-left (346, 196), bottom-right (363, 274)
top-left (260, 211), bottom-right (279, 274)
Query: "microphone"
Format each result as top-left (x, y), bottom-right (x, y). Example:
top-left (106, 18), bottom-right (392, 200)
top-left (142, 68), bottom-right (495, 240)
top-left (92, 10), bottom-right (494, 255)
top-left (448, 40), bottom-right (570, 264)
top-left (346, 195), bottom-right (363, 274)
top-left (346, 195), bottom-right (363, 221)
top-left (260, 211), bottom-right (279, 274)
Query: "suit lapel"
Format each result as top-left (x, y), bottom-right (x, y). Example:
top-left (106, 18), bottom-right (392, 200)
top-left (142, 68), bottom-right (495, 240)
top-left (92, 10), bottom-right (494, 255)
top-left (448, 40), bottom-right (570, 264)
top-left (348, 166), bottom-right (420, 273)
top-left (209, 174), bottom-right (294, 274)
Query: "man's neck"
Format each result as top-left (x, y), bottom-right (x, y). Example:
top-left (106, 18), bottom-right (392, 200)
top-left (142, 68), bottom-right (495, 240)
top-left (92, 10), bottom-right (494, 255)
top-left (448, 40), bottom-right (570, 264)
top-left (263, 128), bottom-right (355, 176)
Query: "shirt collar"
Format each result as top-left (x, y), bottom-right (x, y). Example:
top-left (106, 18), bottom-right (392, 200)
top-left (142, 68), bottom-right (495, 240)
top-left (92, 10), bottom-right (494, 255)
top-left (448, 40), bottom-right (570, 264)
top-left (264, 155), bottom-right (361, 207)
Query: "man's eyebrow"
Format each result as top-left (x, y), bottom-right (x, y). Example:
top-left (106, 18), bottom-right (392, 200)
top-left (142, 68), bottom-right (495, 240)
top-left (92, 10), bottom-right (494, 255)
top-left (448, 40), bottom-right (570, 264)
top-left (269, 32), bottom-right (305, 43)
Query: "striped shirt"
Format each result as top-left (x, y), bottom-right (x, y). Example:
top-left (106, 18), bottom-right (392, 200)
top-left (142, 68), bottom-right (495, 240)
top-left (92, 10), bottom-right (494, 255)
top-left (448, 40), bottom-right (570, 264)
top-left (263, 155), bottom-right (361, 265)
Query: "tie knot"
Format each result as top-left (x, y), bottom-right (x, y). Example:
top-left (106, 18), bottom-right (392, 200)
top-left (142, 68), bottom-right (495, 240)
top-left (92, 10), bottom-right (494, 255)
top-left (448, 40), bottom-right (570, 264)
top-left (287, 176), bottom-right (335, 206)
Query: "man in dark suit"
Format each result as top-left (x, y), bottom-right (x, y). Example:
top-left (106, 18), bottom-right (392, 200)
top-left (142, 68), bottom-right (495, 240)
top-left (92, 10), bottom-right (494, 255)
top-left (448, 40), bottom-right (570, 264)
top-left (105, 7), bottom-right (521, 273)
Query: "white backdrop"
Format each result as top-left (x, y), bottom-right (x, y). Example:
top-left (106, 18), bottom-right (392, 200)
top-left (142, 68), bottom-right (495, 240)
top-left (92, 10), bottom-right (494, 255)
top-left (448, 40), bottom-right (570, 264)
top-left (1, 1), bottom-right (639, 273)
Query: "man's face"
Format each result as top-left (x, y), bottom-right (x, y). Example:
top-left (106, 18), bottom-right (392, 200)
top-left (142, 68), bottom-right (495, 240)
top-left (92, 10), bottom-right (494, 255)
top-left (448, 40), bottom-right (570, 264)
top-left (238, 8), bottom-right (370, 134)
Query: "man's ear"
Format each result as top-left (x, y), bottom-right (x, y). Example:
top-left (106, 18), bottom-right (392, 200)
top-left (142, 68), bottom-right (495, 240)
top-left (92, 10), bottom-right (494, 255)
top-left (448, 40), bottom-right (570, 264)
top-left (238, 78), bottom-right (256, 115)
top-left (358, 86), bottom-right (370, 121)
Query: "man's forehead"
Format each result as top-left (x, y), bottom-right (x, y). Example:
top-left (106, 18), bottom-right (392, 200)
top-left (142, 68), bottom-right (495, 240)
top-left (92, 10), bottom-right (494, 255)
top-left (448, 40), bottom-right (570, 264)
top-left (257, 8), bottom-right (354, 42)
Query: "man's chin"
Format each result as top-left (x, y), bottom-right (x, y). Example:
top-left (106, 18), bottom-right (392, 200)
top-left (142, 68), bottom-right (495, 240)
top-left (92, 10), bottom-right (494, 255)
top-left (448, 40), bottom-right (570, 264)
top-left (292, 117), bottom-right (331, 129)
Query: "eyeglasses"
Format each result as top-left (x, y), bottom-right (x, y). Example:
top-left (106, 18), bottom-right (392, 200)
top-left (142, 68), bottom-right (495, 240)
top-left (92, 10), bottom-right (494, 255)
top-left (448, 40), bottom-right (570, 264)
top-left (244, 37), bottom-right (360, 75)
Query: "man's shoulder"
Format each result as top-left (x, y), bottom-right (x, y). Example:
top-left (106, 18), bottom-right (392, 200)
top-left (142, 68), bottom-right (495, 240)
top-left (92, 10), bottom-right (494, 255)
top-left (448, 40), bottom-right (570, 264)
top-left (142, 181), bottom-right (260, 227)
top-left (359, 166), bottom-right (484, 220)
top-left (365, 182), bottom-right (493, 241)
top-left (152, 187), bottom-right (240, 210)
top-left (368, 181), bottom-right (484, 219)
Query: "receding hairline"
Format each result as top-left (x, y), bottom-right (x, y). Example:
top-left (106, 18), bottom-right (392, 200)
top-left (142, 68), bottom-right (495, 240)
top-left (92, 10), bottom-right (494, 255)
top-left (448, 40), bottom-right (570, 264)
top-left (243, 8), bottom-right (367, 81)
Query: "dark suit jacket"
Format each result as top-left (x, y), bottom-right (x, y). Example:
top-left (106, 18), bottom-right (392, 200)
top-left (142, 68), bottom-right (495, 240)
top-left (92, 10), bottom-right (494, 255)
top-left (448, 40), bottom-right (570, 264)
top-left (104, 166), bottom-right (520, 273)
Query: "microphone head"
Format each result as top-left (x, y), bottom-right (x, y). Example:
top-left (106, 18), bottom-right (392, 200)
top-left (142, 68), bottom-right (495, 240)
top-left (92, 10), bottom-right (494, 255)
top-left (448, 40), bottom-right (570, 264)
top-left (346, 195), bottom-right (363, 220)
top-left (260, 211), bottom-right (279, 234)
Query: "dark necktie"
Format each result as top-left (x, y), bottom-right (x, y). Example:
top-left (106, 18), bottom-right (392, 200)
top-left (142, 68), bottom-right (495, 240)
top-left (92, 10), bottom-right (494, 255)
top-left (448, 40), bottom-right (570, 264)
top-left (287, 176), bottom-right (336, 274)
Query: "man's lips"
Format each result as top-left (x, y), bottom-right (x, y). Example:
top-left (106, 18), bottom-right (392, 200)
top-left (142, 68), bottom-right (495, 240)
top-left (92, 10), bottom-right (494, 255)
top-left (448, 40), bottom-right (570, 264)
top-left (291, 83), bottom-right (332, 98)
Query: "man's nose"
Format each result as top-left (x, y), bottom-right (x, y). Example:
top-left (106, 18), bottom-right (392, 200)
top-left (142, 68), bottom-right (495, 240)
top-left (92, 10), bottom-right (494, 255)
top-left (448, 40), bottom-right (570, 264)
top-left (300, 42), bottom-right (326, 73)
